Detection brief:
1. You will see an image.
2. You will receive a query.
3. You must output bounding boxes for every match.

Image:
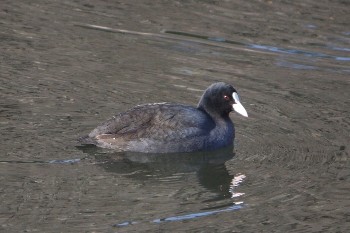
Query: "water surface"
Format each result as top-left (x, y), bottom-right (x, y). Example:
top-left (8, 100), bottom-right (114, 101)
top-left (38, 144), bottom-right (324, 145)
top-left (1, 0), bottom-right (349, 232)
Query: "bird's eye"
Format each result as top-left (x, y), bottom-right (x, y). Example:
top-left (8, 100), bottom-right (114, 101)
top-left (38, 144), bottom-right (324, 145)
top-left (223, 95), bottom-right (230, 100)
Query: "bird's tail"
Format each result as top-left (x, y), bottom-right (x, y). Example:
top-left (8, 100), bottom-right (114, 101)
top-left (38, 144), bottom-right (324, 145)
top-left (77, 135), bottom-right (96, 144)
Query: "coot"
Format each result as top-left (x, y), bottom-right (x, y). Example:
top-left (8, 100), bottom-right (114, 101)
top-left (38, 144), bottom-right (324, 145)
top-left (78, 82), bottom-right (248, 153)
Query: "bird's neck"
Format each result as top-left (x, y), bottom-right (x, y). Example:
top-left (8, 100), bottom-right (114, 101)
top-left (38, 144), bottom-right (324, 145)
top-left (198, 104), bottom-right (230, 123)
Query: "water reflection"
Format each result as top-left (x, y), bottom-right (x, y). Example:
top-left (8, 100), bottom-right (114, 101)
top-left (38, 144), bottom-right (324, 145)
top-left (82, 144), bottom-right (236, 182)
top-left (325, 45), bottom-right (350, 52)
top-left (75, 23), bottom-right (350, 75)
top-left (153, 204), bottom-right (243, 223)
top-left (165, 30), bottom-right (350, 61)
top-left (276, 60), bottom-right (316, 70)
top-left (77, 145), bottom-right (246, 226)
top-left (276, 59), bottom-right (350, 73)
top-left (302, 24), bottom-right (317, 29)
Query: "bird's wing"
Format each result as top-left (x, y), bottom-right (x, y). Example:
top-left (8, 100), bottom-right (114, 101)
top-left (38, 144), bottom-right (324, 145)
top-left (88, 103), bottom-right (214, 142)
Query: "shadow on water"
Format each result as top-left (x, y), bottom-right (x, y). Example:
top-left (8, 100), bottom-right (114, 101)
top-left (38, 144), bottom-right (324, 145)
top-left (76, 144), bottom-right (246, 226)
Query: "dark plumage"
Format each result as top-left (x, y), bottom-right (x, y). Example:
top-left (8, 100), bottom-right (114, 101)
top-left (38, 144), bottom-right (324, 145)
top-left (78, 82), bottom-right (248, 153)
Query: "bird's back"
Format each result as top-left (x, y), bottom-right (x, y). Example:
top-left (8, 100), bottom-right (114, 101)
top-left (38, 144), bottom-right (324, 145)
top-left (79, 103), bottom-right (222, 153)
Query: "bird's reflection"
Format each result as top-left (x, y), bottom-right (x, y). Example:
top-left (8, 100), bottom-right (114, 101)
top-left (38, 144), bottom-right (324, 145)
top-left (77, 144), bottom-right (235, 200)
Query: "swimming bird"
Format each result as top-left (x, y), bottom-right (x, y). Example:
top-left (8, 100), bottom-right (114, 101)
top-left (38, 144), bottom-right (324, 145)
top-left (78, 82), bottom-right (248, 153)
